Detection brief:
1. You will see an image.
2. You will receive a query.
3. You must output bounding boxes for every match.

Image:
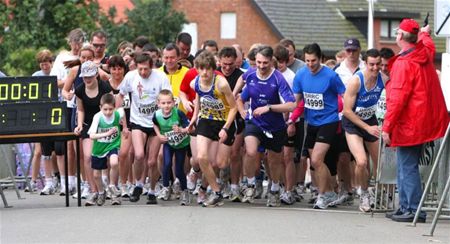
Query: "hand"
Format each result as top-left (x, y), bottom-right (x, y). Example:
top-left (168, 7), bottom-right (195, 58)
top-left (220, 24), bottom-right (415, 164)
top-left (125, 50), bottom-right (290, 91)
top-left (366, 125), bottom-right (380, 138)
top-left (172, 125), bottom-right (180, 133)
top-left (159, 135), bottom-right (168, 143)
top-left (287, 123), bottom-right (296, 137)
top-left (382, 131), bottom-right (391, 145)
top-left (182, 100), bottom-right (194, 113)
top-left (74, 126), bottom-right (82, 135)
top-left (122, 127), bottom-right (130, 139)
top-left (107, 127), bottom-right (118, 136)
top-left (66, 90), bottom-right (75, 101)
top-left (252, 105), bottom-right (270, 118)
top-left (187, 123), bottom-right (196, 134)
top-left (421, 25), bottom-right (430, 34)
top-left (218, 128), bottom-right (228, 144)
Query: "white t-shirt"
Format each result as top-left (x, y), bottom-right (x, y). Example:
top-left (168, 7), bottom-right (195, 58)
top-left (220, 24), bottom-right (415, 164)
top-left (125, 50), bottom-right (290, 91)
top-left (119, 69), bottom-right (171, 128)
top-left (334, 59), bottom-right (365, 87)
top-left (88, 108), bottom-right (125, 136)
top-left (50, 50), bottom-right (78, 105)
top-left (281, 68), bottom-right (295, 89)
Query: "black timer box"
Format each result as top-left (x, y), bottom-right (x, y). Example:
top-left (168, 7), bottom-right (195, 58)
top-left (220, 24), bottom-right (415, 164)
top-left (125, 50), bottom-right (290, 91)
top-left (0, 76), bottom-right (69, 135)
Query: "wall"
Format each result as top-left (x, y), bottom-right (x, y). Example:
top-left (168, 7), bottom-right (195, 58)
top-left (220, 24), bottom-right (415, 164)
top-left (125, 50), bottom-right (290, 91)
top-left (172, 0), bottom-right (280, 55)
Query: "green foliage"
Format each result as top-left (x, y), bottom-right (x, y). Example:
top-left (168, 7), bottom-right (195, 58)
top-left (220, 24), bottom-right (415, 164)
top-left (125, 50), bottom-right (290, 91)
top-left (2, 48), bottom-right (40, 76)
top-left (102, 0), bottom-right (187, 54)
top-left (0, 0), bottom-right (100, 75)
top-left (0, 0), bottom-right (187, 75)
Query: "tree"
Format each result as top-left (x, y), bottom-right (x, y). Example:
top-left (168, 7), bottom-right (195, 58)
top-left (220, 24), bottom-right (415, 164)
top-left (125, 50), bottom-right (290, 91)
top-left (0, 0), bottom-right (101, 75)
top-left (0, 0), bottom-right (187, 75)
top-left (101, 0), bottom-right (187, 54)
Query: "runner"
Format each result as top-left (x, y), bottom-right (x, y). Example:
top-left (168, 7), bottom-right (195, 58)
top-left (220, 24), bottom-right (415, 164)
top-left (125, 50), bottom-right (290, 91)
top-left (342, 49), bottom-right (384, 212)
top-left (292, 43), bottom-right (346, 209)
top-left (188, 51), bottom-right (237, 207)
top-left (117, 54), bottom-right (171, 204)
top-left (236, 45), bottom-right (296, 207)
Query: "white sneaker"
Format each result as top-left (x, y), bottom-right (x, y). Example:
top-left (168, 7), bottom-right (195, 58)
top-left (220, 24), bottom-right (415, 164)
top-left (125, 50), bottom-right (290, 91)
top-left (187, 170), bottom-right (199, 191)
top-left (180, 189), bottom-right (190, 206)
top-left (25, 181), bottom-right (38, 192)
top-left (267, 191), bottom-right (281, 207)
top-left (121, 185), bottom-right (130, 198)
top-left (40, 184), bottom-right (55, 195)
top-left (241, 186), bottom-right (255, 203)
top-left (172, 180), bottom-right (182, 200)
top-left (359, 191), bottom-right (372, 212)
top-left (81, 183), bottom-right (90, 199)
top-left (313, 192), bottom-right (338, 209)
top-left (158, 187), bottom-right (171, 201)
top-left (230, 187), bottom-right (241, 202)
top-left (59, 184), bottom-right (66, 196)
top-left (280, 191), bottom-right (295, 205)
top-left (331, 190), bottom-right (354, 206)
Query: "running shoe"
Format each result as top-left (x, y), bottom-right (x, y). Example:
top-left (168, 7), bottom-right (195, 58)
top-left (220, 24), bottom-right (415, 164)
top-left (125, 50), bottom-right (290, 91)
top-left (202, 192), bottom-right (223, 207)
top-left (267, 191), bottom-right (281, 207)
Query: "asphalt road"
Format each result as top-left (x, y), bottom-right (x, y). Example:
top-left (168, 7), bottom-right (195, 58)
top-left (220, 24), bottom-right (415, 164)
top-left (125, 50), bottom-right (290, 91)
top-left (0, 189), bottom-right (449, 244)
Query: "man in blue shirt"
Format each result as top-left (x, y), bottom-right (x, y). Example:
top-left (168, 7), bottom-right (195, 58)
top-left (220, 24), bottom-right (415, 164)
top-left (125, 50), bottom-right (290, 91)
top-left (237, 45), bottom-right (296, 207)
top-left (292, 43), bottom-right (346, 209)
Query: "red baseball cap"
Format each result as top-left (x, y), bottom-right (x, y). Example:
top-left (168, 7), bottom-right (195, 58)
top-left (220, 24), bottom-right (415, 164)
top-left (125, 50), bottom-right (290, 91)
top-left (399, 18), bottom-right (419, 34)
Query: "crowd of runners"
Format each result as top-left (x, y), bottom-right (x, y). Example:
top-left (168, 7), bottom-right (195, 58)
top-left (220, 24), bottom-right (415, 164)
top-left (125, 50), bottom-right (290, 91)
top-left (4, 18), bottom-right (448, 223)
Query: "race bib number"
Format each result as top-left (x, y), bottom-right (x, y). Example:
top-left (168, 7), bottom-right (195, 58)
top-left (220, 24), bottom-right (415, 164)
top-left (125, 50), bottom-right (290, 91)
top-left (165, 130), bottom-right (188, 147)
top-left (97, 127), bottom-right (119, 143)
top-left (122, 94), bottom-right (131, 109)
top-left (304, 92), bottom-right (324, 110)
top-left (138, 101), bottom-right (158, 117)
top-left (376, 95), bottom-right (386, 120)
top-left (199, 96), bottom-right (226, 120)
top-left (355, 104), bottom-right (377, 120)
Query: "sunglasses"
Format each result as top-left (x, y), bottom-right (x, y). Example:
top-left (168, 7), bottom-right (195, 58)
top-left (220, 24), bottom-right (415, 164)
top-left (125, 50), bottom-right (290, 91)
top-left (93, 43), bottom-right (106, 48)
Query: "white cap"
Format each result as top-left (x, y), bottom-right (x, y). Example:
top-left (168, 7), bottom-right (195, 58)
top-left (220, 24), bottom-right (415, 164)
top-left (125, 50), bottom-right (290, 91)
top-left (79, 61), bottom-right (98, 77)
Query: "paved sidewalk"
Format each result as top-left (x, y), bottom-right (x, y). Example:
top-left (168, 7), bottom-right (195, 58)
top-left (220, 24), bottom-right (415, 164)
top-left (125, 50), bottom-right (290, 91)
top-left (0, 189), bottom-right (449, 243)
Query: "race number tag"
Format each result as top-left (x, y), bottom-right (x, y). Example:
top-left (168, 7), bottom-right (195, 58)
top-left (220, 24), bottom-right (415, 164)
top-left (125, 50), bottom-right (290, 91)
top-left (303, 92), bottom-right (324, 110)
top-left (97, 127), bottom-right (119, 143)
top-left (355, 104), bottom-right (377, 120)
top-left (165, 130), bottom-right (188, 146)
top-left (122, 94), bottom-right (131, 109)
top-left (138, 101), bottom-right (158, 117)
top-left (376, 93), bottom-right (386, 120)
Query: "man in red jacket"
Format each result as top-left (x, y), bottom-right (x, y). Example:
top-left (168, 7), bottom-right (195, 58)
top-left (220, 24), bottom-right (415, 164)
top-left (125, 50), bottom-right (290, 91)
top-left (382, 19), bottom-right (449, 223)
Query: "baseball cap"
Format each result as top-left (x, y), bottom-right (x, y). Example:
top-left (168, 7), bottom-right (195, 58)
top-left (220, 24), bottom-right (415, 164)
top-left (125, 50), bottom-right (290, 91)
top-left (398, 18), bottom-right (419, 34)
top-left (79, 61), bottom-right (98, 77)
top-left (344, 38), bottom-right (361, 50)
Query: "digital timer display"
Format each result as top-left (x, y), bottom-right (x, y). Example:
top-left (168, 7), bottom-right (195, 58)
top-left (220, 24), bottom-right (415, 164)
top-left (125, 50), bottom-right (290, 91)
top-left (0, 102), bottom-right (69, 135)
top-left (0, 76), bottom-right (58, 103)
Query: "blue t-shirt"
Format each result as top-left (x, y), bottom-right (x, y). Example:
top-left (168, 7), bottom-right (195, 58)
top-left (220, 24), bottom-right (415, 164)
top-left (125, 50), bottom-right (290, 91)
top-left (293, 66), bottom-right (345, 126)
top-left (353, 71), bottom-right (384, 120)
top-left (241, 69), bottom-right (295, 132)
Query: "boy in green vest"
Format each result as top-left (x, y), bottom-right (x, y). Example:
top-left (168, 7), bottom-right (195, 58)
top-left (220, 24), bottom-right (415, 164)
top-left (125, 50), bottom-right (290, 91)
top-left (152, 89), bottom-right (191, 205)
top-left (88, 93), bottom-right (124, 206)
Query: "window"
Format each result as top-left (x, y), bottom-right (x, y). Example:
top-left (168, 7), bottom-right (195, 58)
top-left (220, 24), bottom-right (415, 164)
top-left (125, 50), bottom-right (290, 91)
top-left (181, 23), bottom-right (198, 54)
top-left (380, 19), bottom-right (400, 39)
top-left (221, 13), bottom-right (236, 39)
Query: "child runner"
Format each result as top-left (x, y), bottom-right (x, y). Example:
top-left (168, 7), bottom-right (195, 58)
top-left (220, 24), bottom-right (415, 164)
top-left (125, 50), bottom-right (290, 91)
top-left (88, 94), bottom-right (125, 206)
top-left (152, 89), bottom-right (191, 205)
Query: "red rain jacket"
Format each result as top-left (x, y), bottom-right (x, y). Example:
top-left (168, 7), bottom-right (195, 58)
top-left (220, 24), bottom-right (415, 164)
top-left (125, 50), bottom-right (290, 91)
top-left (383, 32), bottom-right (449, 147)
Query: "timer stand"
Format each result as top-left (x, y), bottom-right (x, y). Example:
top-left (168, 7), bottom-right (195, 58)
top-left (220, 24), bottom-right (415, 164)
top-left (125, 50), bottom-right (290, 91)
top-left (0, 76), bottom-right (81, 207)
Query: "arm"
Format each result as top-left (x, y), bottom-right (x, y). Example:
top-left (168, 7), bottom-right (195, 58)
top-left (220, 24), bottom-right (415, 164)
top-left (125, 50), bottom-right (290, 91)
top-left (233, 75), bottom-right (245, 97)
top-left (218, 76), bottom-right (237, 130)
top-left (74, 97), bottom-right (84, 135)
top-left (179, 90), bottom-right (193, 113)
top-left (343, 76), bottom-right (379, 137)
top-left (62, 66), bottom-right (77, 100)
top-left (382, 61), bottom-right (414, 134)
top-left (236, 93), bottom-right (247, 119)
top-left (289, 100), bottom-right (305, 123)
top-left (188, 94), bottom-right (200, 132)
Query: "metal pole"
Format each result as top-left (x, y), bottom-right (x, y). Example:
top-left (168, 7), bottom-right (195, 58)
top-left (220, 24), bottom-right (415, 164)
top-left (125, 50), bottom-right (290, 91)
top-left (368, 0), bottom-right (374, 49)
